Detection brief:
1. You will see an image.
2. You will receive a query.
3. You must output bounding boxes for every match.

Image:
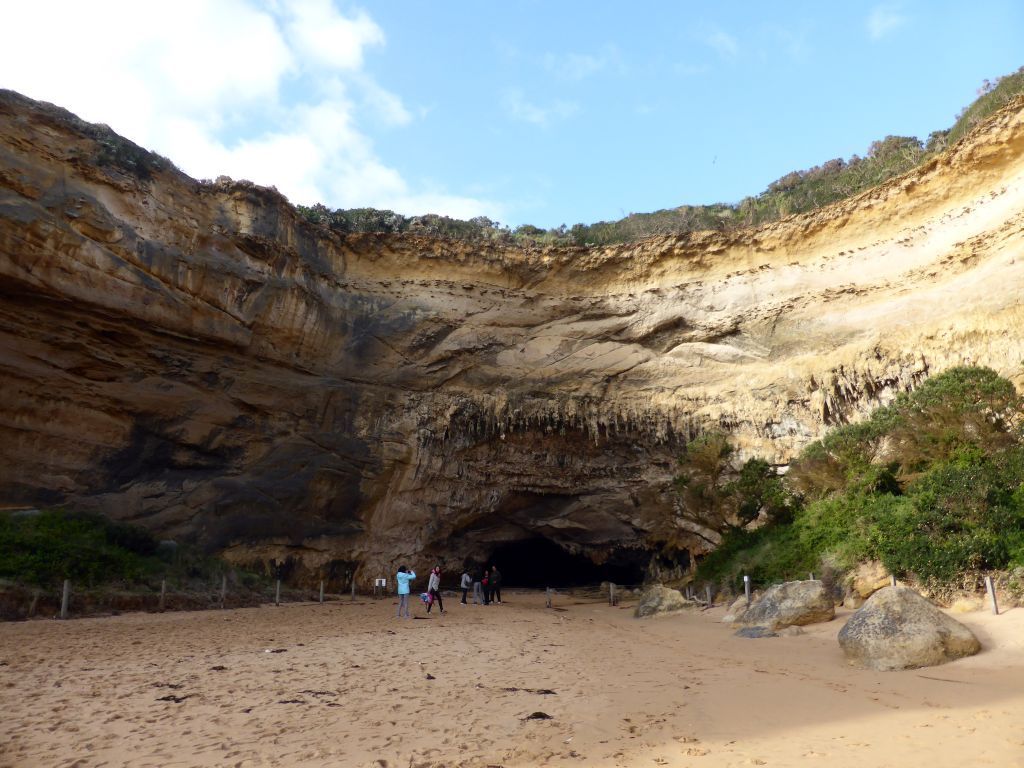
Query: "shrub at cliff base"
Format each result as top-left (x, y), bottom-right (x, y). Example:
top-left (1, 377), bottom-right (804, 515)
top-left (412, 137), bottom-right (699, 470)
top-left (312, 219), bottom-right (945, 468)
top-left (695, 367), bottom-right (1024, 594)
top-left (0, 508), bottom-right (254, 592)
top-left (0, 509), bottom-right (159, 588)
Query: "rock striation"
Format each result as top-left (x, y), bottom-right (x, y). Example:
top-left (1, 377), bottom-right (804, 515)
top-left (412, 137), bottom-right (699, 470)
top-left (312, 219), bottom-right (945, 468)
top-left (3, 90), bottom-right (1024, 585)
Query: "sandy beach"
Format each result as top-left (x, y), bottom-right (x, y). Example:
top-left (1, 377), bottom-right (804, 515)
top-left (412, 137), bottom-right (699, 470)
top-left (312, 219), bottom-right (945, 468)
top-left (2, 591), bottom-right (1023, 768)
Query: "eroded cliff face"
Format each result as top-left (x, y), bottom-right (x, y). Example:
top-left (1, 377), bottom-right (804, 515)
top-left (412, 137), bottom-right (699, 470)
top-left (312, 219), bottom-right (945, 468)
top-left (2, 90), bottom-right (1024, 586)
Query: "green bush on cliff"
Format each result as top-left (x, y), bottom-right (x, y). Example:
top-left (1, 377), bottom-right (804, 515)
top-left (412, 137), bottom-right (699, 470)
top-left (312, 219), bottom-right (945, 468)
top-left (942, 66), bottom-right (1024, 149)
top-left (694, 367), bottom-right (1024, 589)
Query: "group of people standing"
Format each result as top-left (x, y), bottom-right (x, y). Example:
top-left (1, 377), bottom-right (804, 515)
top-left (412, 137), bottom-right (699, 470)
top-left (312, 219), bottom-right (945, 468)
top-left (394, 564), bottom-right (502, 617)
top-left (461, 566), bottom-right (501, 605)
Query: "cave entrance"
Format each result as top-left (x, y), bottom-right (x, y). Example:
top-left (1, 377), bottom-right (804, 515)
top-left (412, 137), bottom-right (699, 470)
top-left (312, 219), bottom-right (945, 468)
top-left (485, 538), bottom-right (647, 588)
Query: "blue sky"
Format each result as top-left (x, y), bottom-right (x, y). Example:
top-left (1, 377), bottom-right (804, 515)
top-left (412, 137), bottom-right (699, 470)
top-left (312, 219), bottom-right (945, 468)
top-left (3, 2), bottom-right (1022, 228)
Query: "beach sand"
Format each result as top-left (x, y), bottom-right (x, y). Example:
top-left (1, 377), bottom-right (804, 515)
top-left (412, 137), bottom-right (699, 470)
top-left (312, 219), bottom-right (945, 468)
top-left (2, 590), bottom-right (1023, 767)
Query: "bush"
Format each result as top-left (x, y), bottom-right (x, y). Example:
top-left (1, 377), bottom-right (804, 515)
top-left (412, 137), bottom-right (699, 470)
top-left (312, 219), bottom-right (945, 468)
top-left (695, 368), bottom-right (1024, 589)
top-left (0, 510), bottom-right (156, 587)
top-left (0, 509), bottom-right (265, 591)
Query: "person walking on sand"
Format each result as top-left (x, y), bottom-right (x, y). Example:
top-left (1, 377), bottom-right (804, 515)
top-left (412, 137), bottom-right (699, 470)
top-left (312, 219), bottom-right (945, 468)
top-left (489, 565), bottom-right (502, 604)
top-left (395, 566), bottom-right (415, 618)
top-left (460, 569), bottom-right (472, 604)
top-left (426, 566), bottom-right (445, 614)
top-left (481, 569), bottom-right (490, 605)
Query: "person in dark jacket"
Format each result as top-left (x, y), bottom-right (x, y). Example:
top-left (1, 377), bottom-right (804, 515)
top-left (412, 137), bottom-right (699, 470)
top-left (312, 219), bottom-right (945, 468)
top-left (489, 565), bottom-right (502, 604)
top-left (472, 569), bottom-right (484, 604)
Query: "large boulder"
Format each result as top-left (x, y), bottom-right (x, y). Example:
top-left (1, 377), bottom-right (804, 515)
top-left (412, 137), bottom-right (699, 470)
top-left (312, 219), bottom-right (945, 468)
top-left (735, 580), bottom-right (835, 630)
top-left (721, 595), bottom-right (750, 624)
top-left (838, 586), bottom-right (981, 671)
top-left (634, 585), bottom-right (690, 618)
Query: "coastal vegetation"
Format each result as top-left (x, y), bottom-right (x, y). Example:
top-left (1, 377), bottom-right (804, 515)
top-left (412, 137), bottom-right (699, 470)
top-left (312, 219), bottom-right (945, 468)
top-left (688, 367), bottom-right (1024, 597)
top-left (0, 508), bottom-right (261, 592)
top-left (297, 67), bottom-right (1024, 246)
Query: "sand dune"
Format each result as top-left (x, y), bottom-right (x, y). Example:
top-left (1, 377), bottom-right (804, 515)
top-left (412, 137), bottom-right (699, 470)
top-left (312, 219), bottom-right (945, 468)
top-left (2, 592), bottom-right (1023, 767)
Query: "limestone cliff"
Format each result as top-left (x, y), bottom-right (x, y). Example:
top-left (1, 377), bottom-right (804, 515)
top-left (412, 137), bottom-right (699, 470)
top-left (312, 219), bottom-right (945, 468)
top-left (2, 90), bottom-right (1024, 586)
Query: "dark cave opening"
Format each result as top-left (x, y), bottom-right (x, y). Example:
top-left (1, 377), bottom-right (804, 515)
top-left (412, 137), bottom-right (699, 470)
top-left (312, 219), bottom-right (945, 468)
top-left (485, 538), bottom-right (648, 588)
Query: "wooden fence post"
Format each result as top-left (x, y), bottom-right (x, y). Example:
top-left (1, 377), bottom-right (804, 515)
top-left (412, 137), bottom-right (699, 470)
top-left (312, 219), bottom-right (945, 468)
top-left (275, 579), bottom-right (281, 606)
top-left (220, 574), bottom-right (227, 608)
top-left (705, 585), bottom-right (712, 606)
top-left (319, 580), bottom-right (325, 605)
top-left (609, 583), bottom-right (616, 606)
top-left (985, 576), bottom-right (999, 615)
top-left (351, 579), bottom-right (356, 602)
top-left (545, 587), bottom-right (552, 608)
top-left (60, 579), bottom-right (70, 619)
top-left (743, 575), bottom-right (751, 607)
top-left (159, 579), bottom-right (166, 612)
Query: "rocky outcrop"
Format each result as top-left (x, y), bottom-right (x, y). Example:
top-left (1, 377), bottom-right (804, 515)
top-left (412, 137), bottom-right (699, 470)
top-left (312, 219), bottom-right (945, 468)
top-left (634, 585), bottom-right (690, 618)
top-left (842, 561), bottom-right (893, 609)
top-left (3, 89), bottom-right (1024, 585)
top-left (721, 595), bottom-right (750, 624)
top-left (838, 587), bottom-right (981, 670)
top-left (734, 580), bottom-right (835, 630)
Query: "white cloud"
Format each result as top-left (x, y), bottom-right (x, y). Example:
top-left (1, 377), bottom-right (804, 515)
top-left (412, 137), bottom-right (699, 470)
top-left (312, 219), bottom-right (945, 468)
top-left (0, 0), bottom-right (495, 219)
top-left (356, 75), bottom-right (413, 126)
top-left (706, 29), bottom-right (740, 58)
top-left (283, 0), bottom-right (383, 71)
top-left (763, 23), bottom-right (811, 60)
top-left (503, 89), bottom-right (578, 126)
top-left (543, 51), bottom-right (607, 81)
top-left (675, 63), bottom-right (710, 77)
top-left (867, 5), bottom-right (907, 40)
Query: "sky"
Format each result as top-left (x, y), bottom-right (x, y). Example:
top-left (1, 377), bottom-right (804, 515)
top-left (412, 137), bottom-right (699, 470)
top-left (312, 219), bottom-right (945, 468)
top-left (2, 1), bottom-right (1022, 229)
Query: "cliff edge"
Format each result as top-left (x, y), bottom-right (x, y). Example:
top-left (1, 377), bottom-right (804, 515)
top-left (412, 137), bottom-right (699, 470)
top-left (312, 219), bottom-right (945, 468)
top-left (2, 90), bottom-right (1024, 584)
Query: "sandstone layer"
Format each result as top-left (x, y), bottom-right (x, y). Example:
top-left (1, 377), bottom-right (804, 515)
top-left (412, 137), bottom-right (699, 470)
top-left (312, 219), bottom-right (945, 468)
top-left (2, 90), bottom-right (1024, 585)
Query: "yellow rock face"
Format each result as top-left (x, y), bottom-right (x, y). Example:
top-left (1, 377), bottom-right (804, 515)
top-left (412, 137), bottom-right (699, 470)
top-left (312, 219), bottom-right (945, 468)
top-left (3, 90), bottom-right (1024, 582)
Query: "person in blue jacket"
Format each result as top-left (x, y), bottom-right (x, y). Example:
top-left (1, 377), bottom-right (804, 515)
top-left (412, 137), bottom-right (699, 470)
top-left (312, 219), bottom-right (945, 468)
top-left (396, 566), bottom-right (416, 618)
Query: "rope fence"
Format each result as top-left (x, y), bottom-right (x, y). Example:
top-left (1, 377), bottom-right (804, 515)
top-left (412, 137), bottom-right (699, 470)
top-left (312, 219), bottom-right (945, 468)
top-left (12, 571), bottom-right (1008, 620)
